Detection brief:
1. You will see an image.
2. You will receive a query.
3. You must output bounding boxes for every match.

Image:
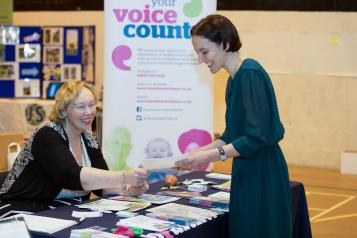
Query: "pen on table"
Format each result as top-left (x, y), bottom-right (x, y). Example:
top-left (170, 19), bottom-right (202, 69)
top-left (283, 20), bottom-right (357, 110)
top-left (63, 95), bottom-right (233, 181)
top-left (90, 208), bottom-right (112, 214)
top-left (77, 217), bottom-right (86, 225)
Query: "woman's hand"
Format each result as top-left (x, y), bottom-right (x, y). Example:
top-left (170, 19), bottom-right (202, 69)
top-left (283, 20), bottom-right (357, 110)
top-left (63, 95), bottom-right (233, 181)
top-left (175, 150), bottom-right (211, 171)
top-left (125, 168), bottom-right (148, 187)
top-left (126, 182), bottom-right (149, 196)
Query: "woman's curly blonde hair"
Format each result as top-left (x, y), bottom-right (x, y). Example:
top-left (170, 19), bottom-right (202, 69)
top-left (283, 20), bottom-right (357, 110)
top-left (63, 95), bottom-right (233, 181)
top-left (48, 80), bottom-right (97, 123)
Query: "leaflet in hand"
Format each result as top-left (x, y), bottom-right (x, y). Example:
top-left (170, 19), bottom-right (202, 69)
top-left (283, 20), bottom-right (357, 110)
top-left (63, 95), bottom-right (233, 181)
top-left (140, 155), bottom-right (187, 170)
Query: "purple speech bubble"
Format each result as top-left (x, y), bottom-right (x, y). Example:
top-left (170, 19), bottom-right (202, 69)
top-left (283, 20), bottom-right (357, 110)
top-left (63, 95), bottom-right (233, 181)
top-left (112, 45), bottom-right (132, 71)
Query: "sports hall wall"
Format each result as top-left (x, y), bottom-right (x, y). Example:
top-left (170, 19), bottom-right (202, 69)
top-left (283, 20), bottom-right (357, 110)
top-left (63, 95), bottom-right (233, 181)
top-left (12, 10), bottom-right (357, 169)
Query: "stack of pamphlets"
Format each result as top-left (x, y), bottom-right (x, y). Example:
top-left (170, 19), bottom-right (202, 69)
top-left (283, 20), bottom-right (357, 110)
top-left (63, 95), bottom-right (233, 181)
top-left (138, 193), bottom-right (181, 204)
top-left (146, 203), bottom-right (218, 220)
top-left (212, 180), bottom-right (231, 191)
top-left (111, 193), bottom-right (180, 204)
top-left (208, 191), bottom-right (230, 201)
top-left (117, 215), bottom-right (176, 232)
top-left (70, 228), bottom-right (128, 238)
top-left (109, 195), bottom-right (146, 203)
top-left (157, 190), bottom-right (202, 198)
top-left (205, 172), bottom-right (231, 180)
top-left (189, 196), bottom-right (229, 210)
top-left (145, 213), bottom-right (197, 225)
top-left (77, 199), bottom-right (151, 212)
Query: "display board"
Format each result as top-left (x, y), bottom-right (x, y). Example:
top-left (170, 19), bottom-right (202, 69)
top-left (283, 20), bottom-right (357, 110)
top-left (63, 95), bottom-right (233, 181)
top-left (0, 26), bottom-right (41, 98)
top-left (0, 25), bottom-right (95, 98)
top-left (103, 0), bottom-right (216, 182)
top-left (41, 26), bottom-right (95, 98)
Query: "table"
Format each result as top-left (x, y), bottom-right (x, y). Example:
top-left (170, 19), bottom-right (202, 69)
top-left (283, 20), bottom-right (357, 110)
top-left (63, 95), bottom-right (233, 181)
top-left (31, 172), bottom-right (312, 238)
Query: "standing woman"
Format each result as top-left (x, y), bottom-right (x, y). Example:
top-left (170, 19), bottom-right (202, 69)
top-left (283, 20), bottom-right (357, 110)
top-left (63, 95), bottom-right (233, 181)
top-left (175, 15), bottom-right (291, 238)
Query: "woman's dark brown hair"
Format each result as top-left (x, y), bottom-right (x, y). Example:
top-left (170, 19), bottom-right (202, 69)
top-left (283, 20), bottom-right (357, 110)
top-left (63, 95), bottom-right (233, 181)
top-left (190, 14), bottom-right (242, 52)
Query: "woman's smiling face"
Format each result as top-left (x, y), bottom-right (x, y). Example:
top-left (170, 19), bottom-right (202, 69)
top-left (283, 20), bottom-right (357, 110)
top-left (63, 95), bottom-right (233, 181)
top-left (65, 87), bottom-right (96, 134)
top-left (191, 35), bottom-right (228, 74)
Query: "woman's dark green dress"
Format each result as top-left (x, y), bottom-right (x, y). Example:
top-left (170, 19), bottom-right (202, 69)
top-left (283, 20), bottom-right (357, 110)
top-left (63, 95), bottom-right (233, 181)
top-left (220, 58), bottom-right (292, 238)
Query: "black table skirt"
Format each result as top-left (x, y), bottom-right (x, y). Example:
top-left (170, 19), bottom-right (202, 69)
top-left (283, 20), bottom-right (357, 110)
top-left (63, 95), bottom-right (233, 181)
top-left (31, 172), bottom-right (312, 238)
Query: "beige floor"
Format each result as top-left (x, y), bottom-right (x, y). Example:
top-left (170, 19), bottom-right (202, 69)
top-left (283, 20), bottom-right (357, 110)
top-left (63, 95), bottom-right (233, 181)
top-left (213, 159), bottom-right (357, 238)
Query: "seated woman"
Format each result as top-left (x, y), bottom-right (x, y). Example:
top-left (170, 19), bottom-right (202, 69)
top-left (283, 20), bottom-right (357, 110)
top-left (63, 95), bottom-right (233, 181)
top-left (0, 81), bottom-right (148, 218)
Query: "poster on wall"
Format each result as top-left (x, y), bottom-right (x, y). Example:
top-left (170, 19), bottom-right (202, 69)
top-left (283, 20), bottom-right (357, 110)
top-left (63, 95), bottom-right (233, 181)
top-left (0, 62), bottom-right (17, 79)
top-left (81, 26), bottom-right (95, 83)
top-left (103, 0), bottom-right (216, 182)
top-left (0, 26), bottom-right (42, 98)
top-left (0, 26), bottom-right (19, 45)
top-left (43, 27), bottom-right (63, 45)
top-left (61, 64), bottom-right (81, 81)
top-left (15, 79), bottom-right (41, 97)
top-left (0, 25), bottom-right (95, 98)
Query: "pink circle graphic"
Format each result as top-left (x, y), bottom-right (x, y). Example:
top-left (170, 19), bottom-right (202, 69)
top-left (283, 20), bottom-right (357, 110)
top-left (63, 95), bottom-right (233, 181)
top-left (112, 45), bottom-right (132, 71)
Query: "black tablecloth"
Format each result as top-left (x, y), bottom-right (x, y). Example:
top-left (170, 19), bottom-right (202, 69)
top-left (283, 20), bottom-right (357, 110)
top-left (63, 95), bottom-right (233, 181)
top-left (31, 172), bottom-right (311, 238)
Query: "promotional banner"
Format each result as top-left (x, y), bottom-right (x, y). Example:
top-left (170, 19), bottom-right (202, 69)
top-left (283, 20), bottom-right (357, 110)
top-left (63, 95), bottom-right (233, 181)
top-left (103, 0), bottom-right (216, 181)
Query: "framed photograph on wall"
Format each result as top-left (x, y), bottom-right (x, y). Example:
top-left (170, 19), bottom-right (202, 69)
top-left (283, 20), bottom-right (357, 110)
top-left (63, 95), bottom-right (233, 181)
top-left (43, 27), bottom-right (63, 45)
top-left (61, 64), bottom-right (81, 81)
top-left (65, 29), bottom-right (79, 56)
top-left (82, 26), bottom-right (95, 83)
top-left (43, 46), bottom-right (63, 64)
top-left (15, 79), bottom-right (41, 98)
top-left (42, 64), bottom-right (61, 81)
top-left (0, 62), bottom-right (18, 80)
top-left (16, 44), bottom-right (41, 62)
top-left (0, 26), bottom-right (20, 45)
top-left (0, 44), bottom-right (5, 61)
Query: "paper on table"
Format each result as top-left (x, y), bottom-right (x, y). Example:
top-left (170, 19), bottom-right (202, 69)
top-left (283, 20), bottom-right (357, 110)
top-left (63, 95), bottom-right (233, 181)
top-left (208, 191), bottom-right (230, 201)
top-left (117, 215), bottom-right (175, 232)
top-left (138, 193), bottom-right (181, 204)
top-left (77, 199), bottom-right (129, 211)
top-left (140, 155), bottom-right (187, 170)
top-left (14, 214), bottom-right (77, 234)
top-left (70, 228), bottom-right (129, 238)
top-left (0, 216), bottom-right (31, 238)
top-left (146, 203), bottom-right (217, 220)
top-left (77, 199), bottom-right (151, 212)
top-left (71, 211), bottom-right (103, 219)
top-left (205, 172), bottom-right (231, 180)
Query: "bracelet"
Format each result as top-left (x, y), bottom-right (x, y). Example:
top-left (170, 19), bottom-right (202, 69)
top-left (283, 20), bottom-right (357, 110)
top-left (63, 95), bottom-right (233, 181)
top-left (120, 171), bottom-right (128, 194)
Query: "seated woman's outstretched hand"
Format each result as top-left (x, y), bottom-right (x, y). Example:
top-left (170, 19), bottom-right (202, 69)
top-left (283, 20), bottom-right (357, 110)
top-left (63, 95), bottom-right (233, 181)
top-left (125, 168), bottom-right (148, 187)
top-left (126, 182), bottom-right (149, 196)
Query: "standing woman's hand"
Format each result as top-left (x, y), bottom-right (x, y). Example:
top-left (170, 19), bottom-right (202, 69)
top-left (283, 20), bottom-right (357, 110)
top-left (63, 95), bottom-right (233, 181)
top-left (125, 168), bottom-right (148, 187)
top-left (175, 150), bottom-right (211, 171)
